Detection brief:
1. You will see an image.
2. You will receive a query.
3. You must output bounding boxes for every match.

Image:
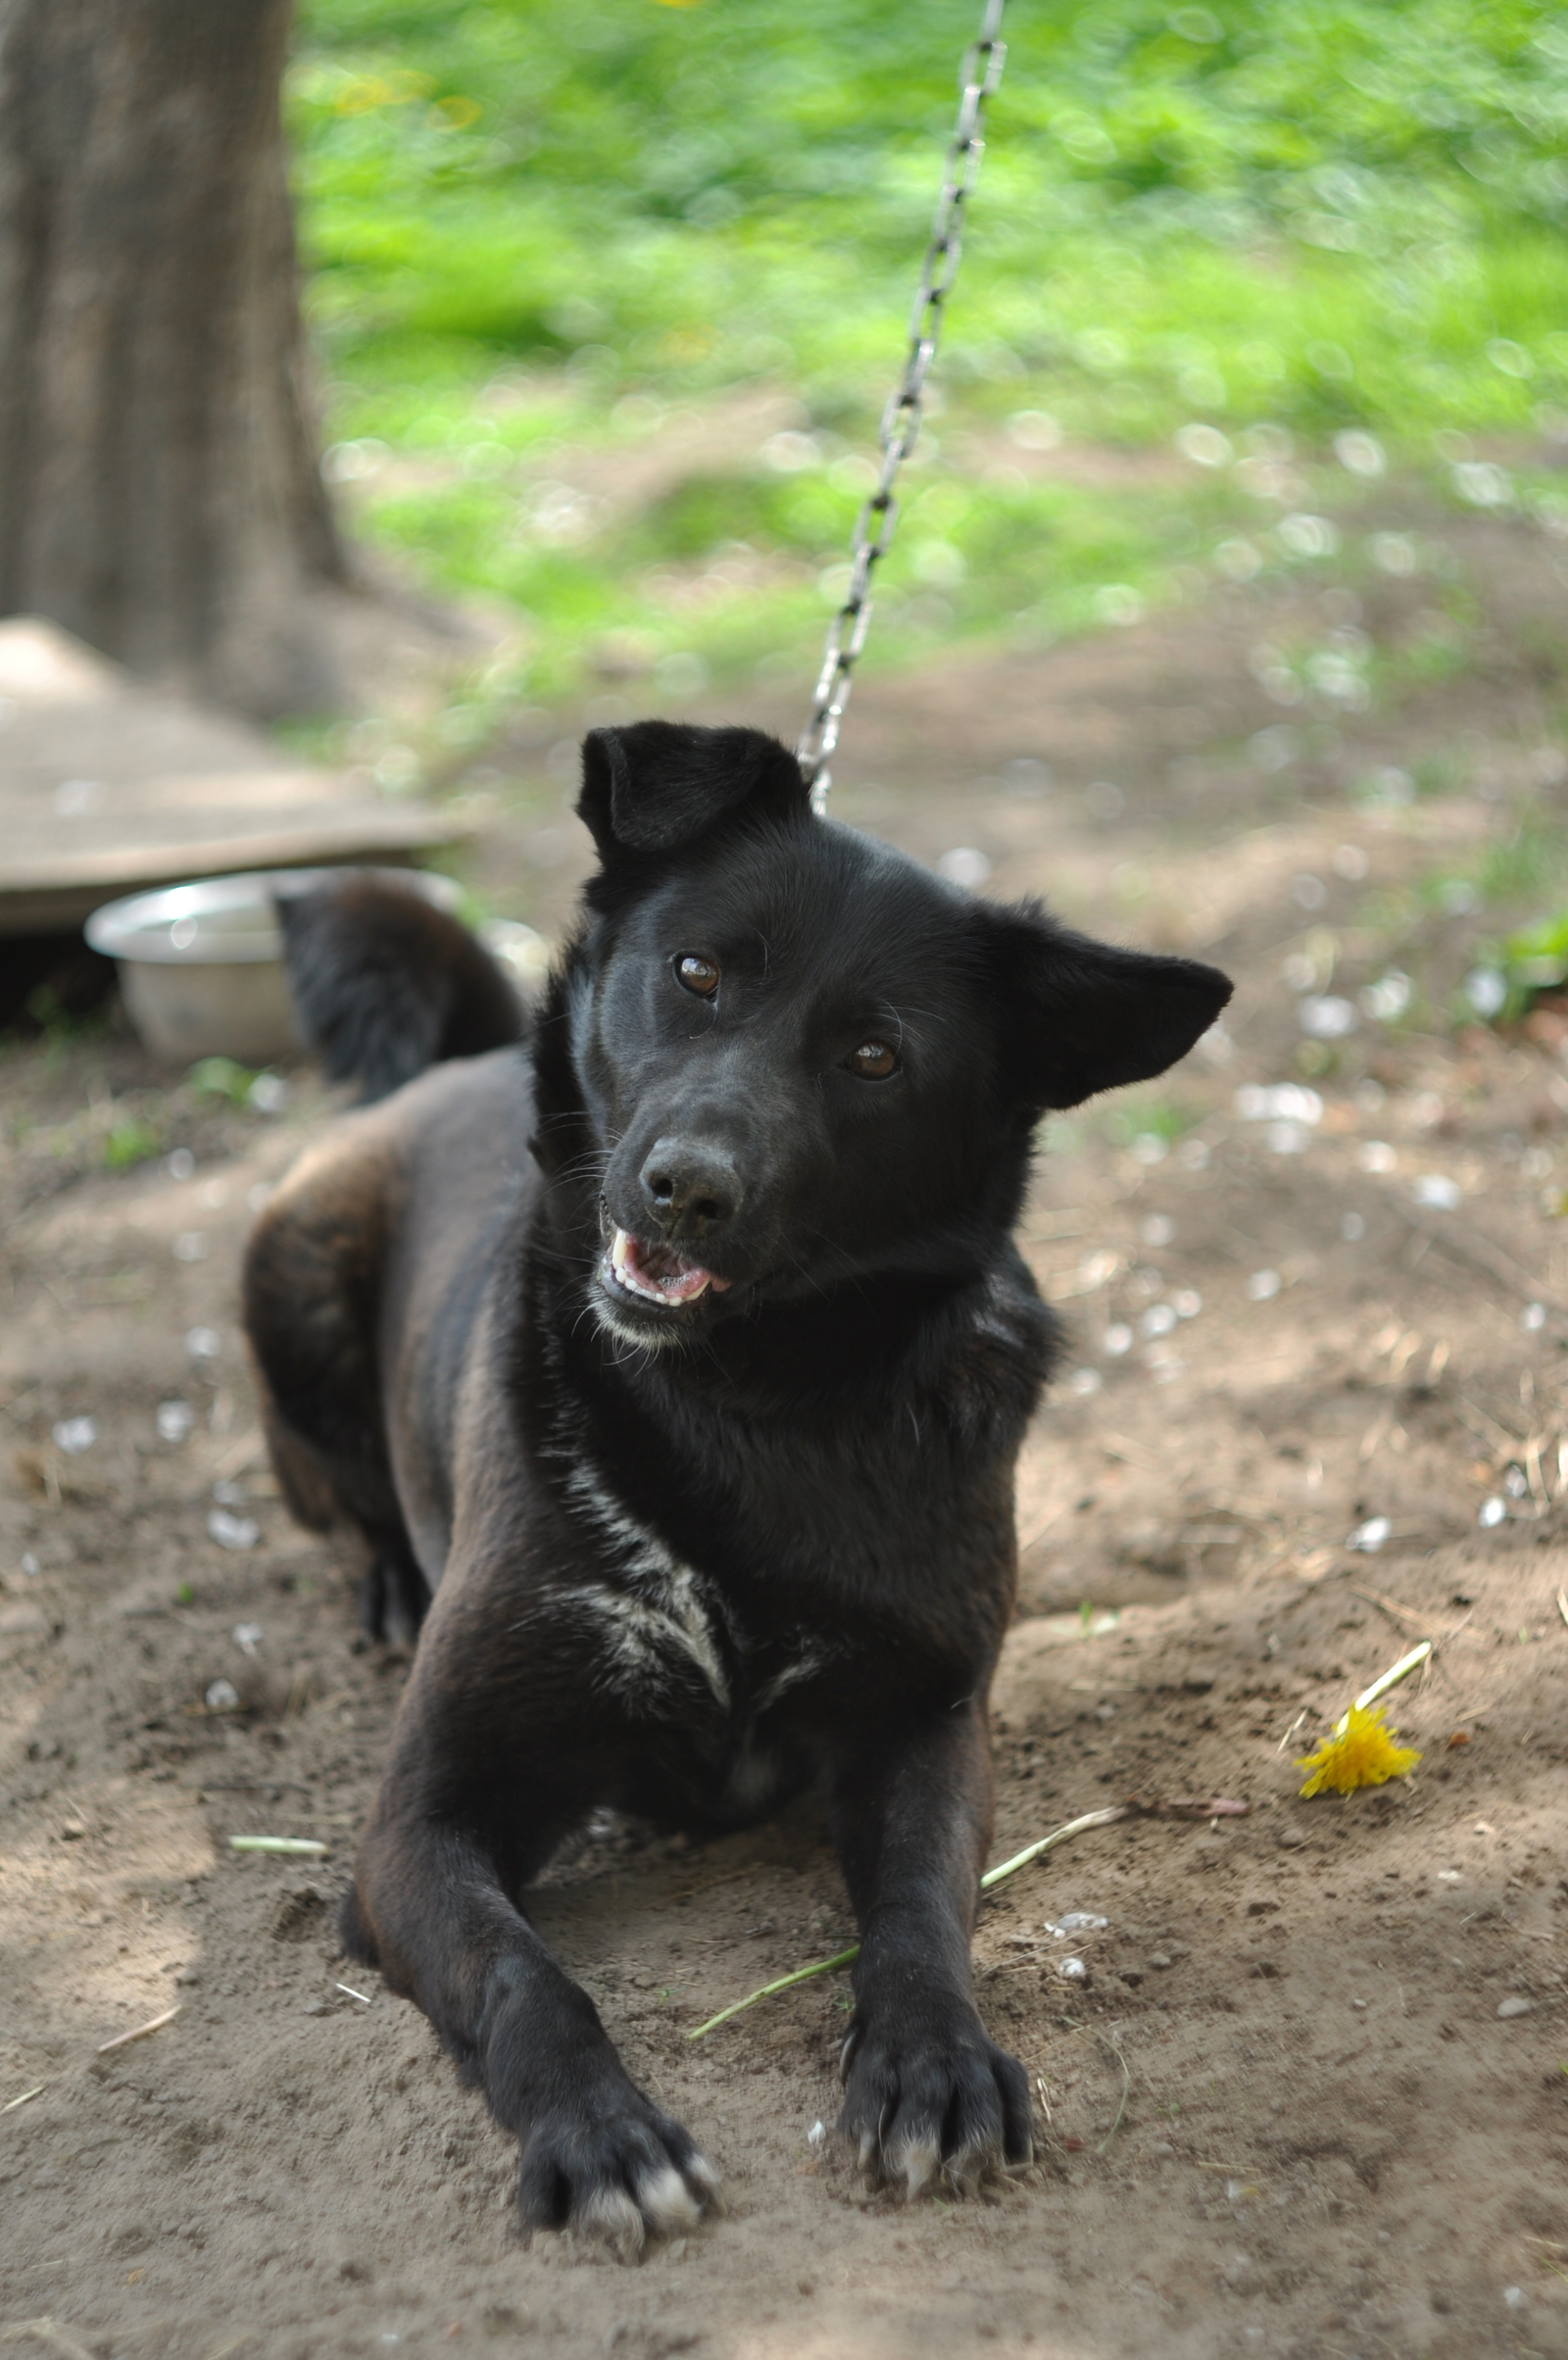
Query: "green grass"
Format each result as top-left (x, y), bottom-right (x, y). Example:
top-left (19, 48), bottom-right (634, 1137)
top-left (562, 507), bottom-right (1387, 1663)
top-left (289, 0), bottom-right (1568, 716)
top-left (101, 1118), bottom-right (163, 1172)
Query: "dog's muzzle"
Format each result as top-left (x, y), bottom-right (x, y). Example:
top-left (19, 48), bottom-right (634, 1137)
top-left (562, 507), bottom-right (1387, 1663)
top-left (601, 1227), bottom-right (733, 1311)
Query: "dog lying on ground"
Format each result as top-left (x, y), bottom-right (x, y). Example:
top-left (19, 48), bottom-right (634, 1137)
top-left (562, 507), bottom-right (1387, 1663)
top-left (243, 722), bottom-right (1230, 2257)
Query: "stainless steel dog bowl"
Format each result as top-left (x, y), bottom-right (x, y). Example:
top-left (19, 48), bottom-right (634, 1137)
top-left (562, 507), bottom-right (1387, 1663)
top-left (85, 867), bottom-right (464, 1066)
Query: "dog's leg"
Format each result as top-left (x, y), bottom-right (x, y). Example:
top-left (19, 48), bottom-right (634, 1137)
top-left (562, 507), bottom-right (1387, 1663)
top-left (828, 1701), bottom-right (1034, 2198)
top-left (355, 1528), bottom-right (432, 1649)
top-left (346, 1598), bottom-right (719, 2261)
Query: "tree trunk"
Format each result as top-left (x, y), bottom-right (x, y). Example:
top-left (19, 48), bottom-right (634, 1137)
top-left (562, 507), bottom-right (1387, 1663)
top-left (0, 0), bottom-right (347, 718)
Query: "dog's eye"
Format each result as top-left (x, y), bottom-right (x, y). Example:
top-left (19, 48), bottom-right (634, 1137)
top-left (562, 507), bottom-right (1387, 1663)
top-left (674, 954), bottom-right (719, 998)
top-left (848, 1040), bottom-right (898, 1080)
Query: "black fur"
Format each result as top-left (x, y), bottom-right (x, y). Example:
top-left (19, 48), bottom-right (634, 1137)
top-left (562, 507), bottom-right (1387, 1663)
top-left (274, 872), bottom-right (522, 1103)
top-left (243, 722), bottom-right (1230, 2257)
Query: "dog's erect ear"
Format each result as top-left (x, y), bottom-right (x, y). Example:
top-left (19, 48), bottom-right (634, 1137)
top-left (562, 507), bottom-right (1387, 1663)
top-left (577, 721), bottom-right (810, 860)
top-left (984, 901), bottom-right (1232, 1112)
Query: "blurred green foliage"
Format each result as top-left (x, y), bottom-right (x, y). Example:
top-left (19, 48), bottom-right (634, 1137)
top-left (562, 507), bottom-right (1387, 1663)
top-left (101, 1117), bottom-right (164, 1172)
top-left (290, 0), bottom-right (1568, 707)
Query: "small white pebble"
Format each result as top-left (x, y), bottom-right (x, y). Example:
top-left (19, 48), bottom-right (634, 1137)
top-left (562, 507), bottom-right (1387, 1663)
top-left (1478, 1496), bottom-right (1507, 1530)
top-left (156, 1401), bottom-right (194, 1444)
top-left (163, 1148), bottom-right (196, 1181)
top-left (248, 1073), bottom-right (290, 1114)
top-left (1298, 994), bottom-right (1357, 1040)
top-left (1411, 1173), bottom-right (1461, 1211)
top-left (1341, 1211), bottom-right (1366, 1241)
top-left (1247, 1269), bottom-right (1281, 1303)
top-left (1066, 1367), bottom-right (1102, 1397)
top-left (1056, 1956), bottom-right (1087, 1981)
top-left (185, 1325), bottom-right (220, 1359)
top-left (1348, 1516), bottom-right (1392, 1553)
top-left (1465, 967), bottom-right (1507, 1018)
top-left (208, 1508), bottom-right (260, 1551)
top-left (808, 2120), bottom-right (825, 2147)
top-left (1172, 1289), bottom-right (1201, 1318)
top-left (1141, 1303), bottom-right (1177, 1338)
top-left (1103, 1322), bottom-right (1133, 1356)
top-left (1521, 1302), bottom-right (1546, 1331)
top-left (51, 1416), bottom-right (97, 1455)
top-left (232, 1622), bottom-right (264, 1655)
top-left (936, 847), bottom-right (991, 890)
top-left (204, 1678), bottom-right (240, 1712)
top-left (1496, 1996), bottom-right (1532, 2019)
top-left (1358, 1141), bottom-right (1396, 1174)
top-left (1141, 1214), bottom-right (1174, 1247)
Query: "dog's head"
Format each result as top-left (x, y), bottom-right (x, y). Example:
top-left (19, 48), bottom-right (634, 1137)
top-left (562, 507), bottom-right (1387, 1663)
top-left (549, 722), bottom-right (1230, 1346)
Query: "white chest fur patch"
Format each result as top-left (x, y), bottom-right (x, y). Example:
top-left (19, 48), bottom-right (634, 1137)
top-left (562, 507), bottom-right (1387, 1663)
top-left (560, 1458), bottom-right (730, 1710)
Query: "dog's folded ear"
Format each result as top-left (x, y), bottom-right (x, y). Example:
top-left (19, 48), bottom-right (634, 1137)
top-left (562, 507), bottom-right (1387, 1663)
top-left (578, 722), bottom-right (810, 861)
top-left (983, 901), bottom-right (1232, 1112)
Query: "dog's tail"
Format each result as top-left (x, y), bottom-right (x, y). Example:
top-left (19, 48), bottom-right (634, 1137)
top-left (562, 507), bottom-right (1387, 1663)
top-left (274, 873), bottom-right (526, 1103)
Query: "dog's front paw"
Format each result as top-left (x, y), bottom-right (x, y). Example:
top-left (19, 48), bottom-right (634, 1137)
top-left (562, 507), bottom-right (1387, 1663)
top-left (837, 2000), bottom-right (1033, 2199)
top-left (516, 2090), bottom-right (720, 2263)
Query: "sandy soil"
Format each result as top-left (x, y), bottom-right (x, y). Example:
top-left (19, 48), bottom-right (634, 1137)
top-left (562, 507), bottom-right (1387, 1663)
top-left (4, 490), bottom-right (1568, 2360)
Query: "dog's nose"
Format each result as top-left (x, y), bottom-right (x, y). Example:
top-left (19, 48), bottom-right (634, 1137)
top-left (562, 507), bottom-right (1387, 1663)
top-left (639, 1139), bottom-right (743, 1236)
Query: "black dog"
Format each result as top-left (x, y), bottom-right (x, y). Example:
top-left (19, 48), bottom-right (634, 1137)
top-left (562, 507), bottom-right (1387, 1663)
top-left (244, 722), bottom-right (1229, 2257)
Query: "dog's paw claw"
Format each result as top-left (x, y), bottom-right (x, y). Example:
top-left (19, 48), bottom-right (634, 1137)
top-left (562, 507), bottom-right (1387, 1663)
top-left (635, 2161), bottom-right (706, 2236)
top-left (518, 2100), bottom-right (719, 2263)
top-left (573, 2185), bottom-right (648, 2265)
top-left (889, 2133), bottom-right (941, 2201)
top-left (837, 2010), bottom-right (1032, 2201)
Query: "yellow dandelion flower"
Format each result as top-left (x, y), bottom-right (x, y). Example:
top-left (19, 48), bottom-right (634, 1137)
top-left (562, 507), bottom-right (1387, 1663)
top-left (1296, 1701), bottom-right (1422, 1797)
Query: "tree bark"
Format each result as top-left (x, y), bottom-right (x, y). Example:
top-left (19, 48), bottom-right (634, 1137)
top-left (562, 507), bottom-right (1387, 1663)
top-left (0, 0), bottom-right (347, 718)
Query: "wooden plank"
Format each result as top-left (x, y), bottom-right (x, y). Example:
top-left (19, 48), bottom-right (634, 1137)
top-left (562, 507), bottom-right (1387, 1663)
top-left (0, 616), bottom-right (459, 933)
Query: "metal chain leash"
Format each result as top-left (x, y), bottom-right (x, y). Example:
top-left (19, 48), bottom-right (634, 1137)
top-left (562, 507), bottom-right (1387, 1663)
top-left (797, 0), bottom-right (1008, 812)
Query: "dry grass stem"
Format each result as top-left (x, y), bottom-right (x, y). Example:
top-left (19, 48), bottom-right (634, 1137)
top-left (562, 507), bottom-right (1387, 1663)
top-left (1, 2087), bottom-right (44, 2115)
top-left (227, 1836), bottom-right (328, 1856)
top-left (1350, 1584), bottom-right (1432, 1634)
top-left (1400, 1205), bottom-right (1568, 1319)
top-left (1096, 2040), bottom-right (1131, 2154)
top-left (0, 2319), bottom-right (98, 2360)
top-left (95, 2004), bottom-right (181, 2055)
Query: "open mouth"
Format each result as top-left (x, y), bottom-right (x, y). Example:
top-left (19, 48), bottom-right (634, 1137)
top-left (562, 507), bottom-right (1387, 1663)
top-left (601, 1226), bottom-right (733, 1312)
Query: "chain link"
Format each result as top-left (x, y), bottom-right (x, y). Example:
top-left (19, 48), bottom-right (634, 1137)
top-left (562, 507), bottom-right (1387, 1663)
top-left (797, 0), bottom-right (1007, 812)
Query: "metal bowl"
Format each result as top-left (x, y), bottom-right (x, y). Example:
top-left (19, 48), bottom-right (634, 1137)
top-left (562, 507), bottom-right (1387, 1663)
top-left (85, 867), bottom-right (463, 1066)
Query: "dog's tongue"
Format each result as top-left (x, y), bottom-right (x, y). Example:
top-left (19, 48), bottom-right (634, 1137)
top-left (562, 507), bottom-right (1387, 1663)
top-left (612, 1228), bottom-right (731, 1304)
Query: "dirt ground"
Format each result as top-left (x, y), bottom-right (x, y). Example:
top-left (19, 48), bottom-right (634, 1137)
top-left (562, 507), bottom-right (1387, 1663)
top-left (4, 482), bottom-right (1568, 2360)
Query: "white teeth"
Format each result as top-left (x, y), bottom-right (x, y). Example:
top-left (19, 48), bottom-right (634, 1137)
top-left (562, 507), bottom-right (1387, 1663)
top-left (607, 1227), bottom-right (710, 1307)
